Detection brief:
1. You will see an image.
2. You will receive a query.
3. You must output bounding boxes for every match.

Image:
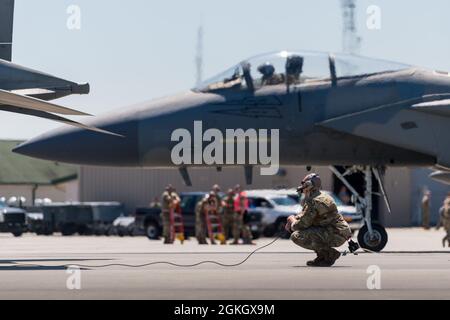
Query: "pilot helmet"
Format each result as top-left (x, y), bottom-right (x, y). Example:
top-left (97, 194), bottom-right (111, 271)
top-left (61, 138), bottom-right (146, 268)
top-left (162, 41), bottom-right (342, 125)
top-left (257, 62), bottom-right (275, 77)
top-left (286, 55), bottom-right (304, 75)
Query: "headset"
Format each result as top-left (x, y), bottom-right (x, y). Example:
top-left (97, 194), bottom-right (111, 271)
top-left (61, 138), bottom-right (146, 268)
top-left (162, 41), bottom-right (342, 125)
top-left (297, 173), bottom-right (321, 193)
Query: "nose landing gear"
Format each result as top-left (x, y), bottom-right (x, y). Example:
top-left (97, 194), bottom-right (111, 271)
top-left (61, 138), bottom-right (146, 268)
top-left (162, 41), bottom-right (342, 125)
top-left (330, 166), bottom-right (389, 252)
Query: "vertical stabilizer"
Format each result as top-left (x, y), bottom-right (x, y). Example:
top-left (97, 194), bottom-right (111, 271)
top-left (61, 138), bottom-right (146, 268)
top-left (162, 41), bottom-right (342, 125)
top-left (0, 0), bottom-right (15, 61)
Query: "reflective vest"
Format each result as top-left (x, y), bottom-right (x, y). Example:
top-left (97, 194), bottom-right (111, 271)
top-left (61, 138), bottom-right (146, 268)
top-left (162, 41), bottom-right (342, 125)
top-left (234, 191), bottom-right (248, 213)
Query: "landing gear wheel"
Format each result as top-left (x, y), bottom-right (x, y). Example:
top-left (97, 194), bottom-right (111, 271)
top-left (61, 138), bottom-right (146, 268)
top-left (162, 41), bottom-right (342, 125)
top-left (357, 223), bottom-right (388, 252)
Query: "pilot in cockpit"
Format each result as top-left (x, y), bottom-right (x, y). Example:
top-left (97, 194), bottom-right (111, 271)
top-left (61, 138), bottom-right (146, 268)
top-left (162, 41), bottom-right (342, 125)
top-left (286, 55), bottom-right (304, 85)
top-left (257, 62), bottom-right (285, 86)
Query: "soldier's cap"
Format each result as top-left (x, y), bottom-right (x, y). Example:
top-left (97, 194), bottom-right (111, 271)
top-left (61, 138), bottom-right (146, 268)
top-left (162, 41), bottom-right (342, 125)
top-left (212, 184), bottom-right (221, 191)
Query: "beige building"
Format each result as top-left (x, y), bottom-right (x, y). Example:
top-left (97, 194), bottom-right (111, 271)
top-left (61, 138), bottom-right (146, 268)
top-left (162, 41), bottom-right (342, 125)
top-left (77, 165), bottom-right (449, 228)
top-left (78, 166), bottom-right (333, 214)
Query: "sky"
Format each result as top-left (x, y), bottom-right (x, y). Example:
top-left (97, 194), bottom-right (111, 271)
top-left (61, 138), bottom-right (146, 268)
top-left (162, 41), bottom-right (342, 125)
top-left (3, 0), bottom-right (450, 139)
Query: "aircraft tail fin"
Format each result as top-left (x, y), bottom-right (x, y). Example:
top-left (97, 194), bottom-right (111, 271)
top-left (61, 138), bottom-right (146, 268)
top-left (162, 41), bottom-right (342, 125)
top-left (0, 0), bottom-right (15, 61)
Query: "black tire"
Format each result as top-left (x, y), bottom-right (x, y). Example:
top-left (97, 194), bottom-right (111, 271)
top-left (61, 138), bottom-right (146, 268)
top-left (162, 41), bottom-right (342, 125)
top-left (12, 230), bottom-right (23, 237)
top-left (357, 223), bottom-right (388, 252)
top-left (107, 227), bottom-right (117, 236)
top-left (43, 229), bottom-right (54, 236)
top-left (145, 222), bottom-right (160, 240)
top-left (263, 225), bottom-right (276, 237)
top-left (251, 231), bottom-right (261, 240)
top-left (61, 224), bottom-right (76, 236)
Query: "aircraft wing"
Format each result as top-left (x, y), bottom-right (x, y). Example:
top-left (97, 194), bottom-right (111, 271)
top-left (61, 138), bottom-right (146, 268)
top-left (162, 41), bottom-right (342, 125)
top-left (0, 89), bottom-right (91, 115)
top-left (0, 104), bottom-right (123, 137)
top-left (318, 97), bottom-right (450, 169)
top-left (411, 99), bottom-right (450, 117)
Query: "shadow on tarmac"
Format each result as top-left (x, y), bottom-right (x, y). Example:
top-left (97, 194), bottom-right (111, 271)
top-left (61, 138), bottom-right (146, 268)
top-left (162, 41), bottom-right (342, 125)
top-left (0, 258), bottom-right (113, 271)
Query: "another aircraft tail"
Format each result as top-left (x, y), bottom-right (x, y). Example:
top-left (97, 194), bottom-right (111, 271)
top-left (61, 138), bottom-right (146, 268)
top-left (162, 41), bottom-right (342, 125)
top-left (0, 0), bottom-right (15, 61)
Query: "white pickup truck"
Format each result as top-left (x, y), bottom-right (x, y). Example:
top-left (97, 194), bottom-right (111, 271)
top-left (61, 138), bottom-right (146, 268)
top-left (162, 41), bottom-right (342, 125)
top-left (246, 189), bottom-right (363, 237)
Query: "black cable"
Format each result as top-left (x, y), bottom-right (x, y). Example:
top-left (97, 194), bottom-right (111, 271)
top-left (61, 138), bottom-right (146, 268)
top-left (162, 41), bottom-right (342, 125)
top-left (14, 233), bottom-right (286, 269)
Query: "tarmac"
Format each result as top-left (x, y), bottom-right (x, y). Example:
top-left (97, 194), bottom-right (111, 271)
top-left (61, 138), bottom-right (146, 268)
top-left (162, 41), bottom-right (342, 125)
top-left (0, 228), bottom-right (448, 300)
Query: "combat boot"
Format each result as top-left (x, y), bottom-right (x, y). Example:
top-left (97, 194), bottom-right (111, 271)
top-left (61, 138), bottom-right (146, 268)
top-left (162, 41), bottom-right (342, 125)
top-left (306, 253), bottom-right (325, 267)
top-left (307, 249), bottom-right (341, 267)
top-left (322, 248), bottom-right (341, 267)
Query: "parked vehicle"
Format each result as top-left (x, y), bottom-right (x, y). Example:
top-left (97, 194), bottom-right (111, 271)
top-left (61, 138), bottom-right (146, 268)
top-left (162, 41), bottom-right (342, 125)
top-left (246, 190), bottom-right (301, 238)
top-left (0, 201), bottom-right (26, 237)
top-left (26, 202), bottom-right (125, 236)
top-left (111, 216), bottom-right (140, 237)
top-left (246, 189), bottom-right (363, 238)
top-left (86, 202), bottom-right (126, 235)
top-left (135, 192), bottom-right (262, 240)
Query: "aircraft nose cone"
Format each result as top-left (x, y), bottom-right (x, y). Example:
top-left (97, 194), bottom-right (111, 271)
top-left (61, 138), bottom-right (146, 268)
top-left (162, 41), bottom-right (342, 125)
top-left (14, 116), bottom-right (139, 166)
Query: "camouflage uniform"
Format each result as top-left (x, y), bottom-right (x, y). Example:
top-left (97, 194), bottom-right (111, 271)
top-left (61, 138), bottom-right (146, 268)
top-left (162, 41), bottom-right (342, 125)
top-left (263, 73), bottom-right (285, 86)
top-left (150, 201), bottom-right (161, 209)
top-left (222, 195), bottom-right (235, 239)
top-left (290, 191), bottom-right (352, 265)
top-left (161, 190), bottom-right (180, 244)
top-left (232, 192), bottom-right (253, 244)
top-left (196, 195), bottom-right (221, 245)
top-left (232, 213), bottom-right (253, 244)
top-left (439, 198), bottom-right (450, 247)
top-left (195, 198), bottom-right (208, 244)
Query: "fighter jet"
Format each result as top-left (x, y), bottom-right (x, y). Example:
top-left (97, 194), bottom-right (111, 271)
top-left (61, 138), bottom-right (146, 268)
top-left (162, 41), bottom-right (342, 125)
top-left (14, 50), bottom-right (450, 251)
top-left (0, 0), bottom-right (117, 135)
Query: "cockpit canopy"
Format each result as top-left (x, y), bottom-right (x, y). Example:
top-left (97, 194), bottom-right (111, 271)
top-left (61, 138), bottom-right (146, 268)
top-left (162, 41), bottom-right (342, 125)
top-left (195, 50), bottom-right (411, 93)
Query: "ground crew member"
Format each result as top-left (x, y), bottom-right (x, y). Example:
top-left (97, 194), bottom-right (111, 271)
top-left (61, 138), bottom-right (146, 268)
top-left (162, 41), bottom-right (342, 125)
top-left (437, 193), bottom-right (450, 247)
top-left (285, 173), bottom-right (352, 267)
top-left (212, 184), bottom-right (221, 198)
top-left (232, 185), bottom-right (253, 245)
top-left (195, 192), bottom-right (220, 244)
top-left (421, 190), bottom-right (431, 230)
top-left (149, 197), bottom-right (161, 209)
top-left (211, 184), bottom-right (223, 214)
top-left (161, 185), bottom-right (180, 244)
top-left (195, 195), bottom-right (208, 244)
top-left (221, 189), bottom-right (236, 240)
